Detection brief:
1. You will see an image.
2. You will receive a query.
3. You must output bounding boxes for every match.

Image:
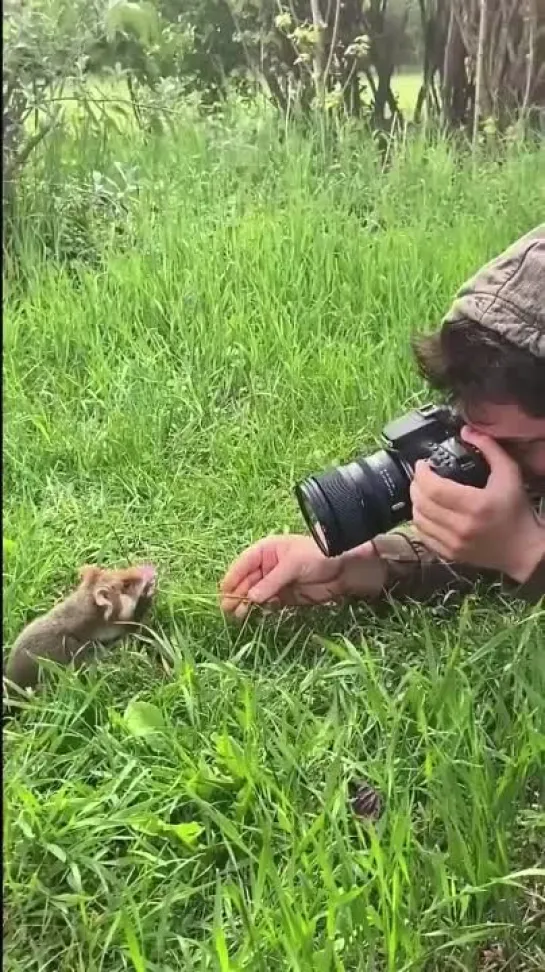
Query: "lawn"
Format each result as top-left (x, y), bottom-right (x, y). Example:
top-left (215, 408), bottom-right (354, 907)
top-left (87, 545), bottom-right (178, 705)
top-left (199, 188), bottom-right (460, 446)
top-left (3, 122), bottom-right (545, 971)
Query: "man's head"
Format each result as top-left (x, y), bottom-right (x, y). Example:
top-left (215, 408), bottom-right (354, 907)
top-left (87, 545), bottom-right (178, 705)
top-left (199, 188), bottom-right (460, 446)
top-left (413, 321), bottom-right (545, 483)
top-left (412, 226), bottom-right (545, 488)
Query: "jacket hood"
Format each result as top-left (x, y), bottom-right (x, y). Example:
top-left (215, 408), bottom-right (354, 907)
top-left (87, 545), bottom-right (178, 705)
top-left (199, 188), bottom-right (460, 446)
top-left (442, 225), bottom-right (545, 358)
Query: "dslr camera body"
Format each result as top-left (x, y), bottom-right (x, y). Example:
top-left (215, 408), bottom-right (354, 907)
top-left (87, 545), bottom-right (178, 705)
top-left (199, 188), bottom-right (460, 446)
top-left (294, 403), bottom-right (490, 557)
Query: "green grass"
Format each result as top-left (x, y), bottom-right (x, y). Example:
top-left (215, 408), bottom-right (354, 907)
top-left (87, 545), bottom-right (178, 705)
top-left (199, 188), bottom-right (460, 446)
top-left (3, 124), bottom-right (545, 971)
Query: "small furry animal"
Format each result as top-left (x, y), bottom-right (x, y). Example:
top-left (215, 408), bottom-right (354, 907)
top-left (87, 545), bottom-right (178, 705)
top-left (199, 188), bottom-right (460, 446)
top-left (3, 563), bottom-right (157, 695)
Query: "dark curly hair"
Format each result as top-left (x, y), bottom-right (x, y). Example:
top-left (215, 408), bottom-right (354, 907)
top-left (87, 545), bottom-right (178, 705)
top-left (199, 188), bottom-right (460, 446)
top-left (412, 319), bottom-right (545, 419)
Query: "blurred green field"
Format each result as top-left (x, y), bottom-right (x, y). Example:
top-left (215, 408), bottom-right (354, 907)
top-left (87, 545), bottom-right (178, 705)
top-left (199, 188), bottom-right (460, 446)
top-left (392, 71), bottom-right (421, 115)
top-left (42, 70), bottom-right (423, 134)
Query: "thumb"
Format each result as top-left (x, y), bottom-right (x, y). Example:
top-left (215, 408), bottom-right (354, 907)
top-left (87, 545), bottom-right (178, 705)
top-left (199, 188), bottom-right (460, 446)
top-left (460, 426), bottom-right (522, 484)
top-left (248, 556), bottom-right (300, 604)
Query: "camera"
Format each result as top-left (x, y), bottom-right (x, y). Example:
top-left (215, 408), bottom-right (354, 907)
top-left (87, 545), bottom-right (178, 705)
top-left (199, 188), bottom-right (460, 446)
top-left (294, 403), bottom-right (490, 557)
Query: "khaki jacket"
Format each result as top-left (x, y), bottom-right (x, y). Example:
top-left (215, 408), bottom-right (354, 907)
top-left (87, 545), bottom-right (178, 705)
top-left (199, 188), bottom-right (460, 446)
top-left (372, 225), bottom-right (545, 606)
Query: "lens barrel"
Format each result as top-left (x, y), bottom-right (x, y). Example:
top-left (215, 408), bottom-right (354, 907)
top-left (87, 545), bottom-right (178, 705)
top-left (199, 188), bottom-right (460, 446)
top-left (294, 450), bottom-right (412, 557)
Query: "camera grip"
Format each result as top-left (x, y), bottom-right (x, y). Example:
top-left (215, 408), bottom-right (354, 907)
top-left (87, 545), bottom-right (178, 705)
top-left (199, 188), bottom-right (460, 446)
top-left (428, 440), bottom-right (490, 489)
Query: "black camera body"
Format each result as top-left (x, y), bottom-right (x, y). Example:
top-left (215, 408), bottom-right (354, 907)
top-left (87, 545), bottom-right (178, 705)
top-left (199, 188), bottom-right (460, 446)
top-left (294, 403), bottom-right (491, 557)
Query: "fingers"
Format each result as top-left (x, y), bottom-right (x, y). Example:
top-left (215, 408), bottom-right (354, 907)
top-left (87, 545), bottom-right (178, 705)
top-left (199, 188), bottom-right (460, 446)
top-left (219, 537), bottom-right (314, 621)
top-left (412, 510), bottom-right (456, 556)
top-left (412, 477), bottom-right (469, 548)
top-left (220, 568), bottom-right (263, 618)
top-left (412, 461), bottom-right (476, 514)
top-left (220, 541), bottom-right (266, 596)
top-left (232, 590), bottom-right (286, 621)
top-left (413, 528), bottom-right (452, 562)
top-left (411, 480), bottom-right (466, 529)
top-left (460, 426), bottom-right (521, 482)
top-left (246, 556), bottom-right (300, 606)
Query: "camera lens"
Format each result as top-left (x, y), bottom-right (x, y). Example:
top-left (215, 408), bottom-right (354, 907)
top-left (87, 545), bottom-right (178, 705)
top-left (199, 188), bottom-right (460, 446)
top-left (294, 449), bottom-right (412, 557)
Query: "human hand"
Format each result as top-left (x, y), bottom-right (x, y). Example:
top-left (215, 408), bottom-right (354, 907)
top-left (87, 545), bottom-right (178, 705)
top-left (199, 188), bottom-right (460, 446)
top-left (410, 426), bottom-right (545, 582)
top-left (219, 534), bottom-right (387, 620)
top-left (219, 535), bottom-right (344, 620)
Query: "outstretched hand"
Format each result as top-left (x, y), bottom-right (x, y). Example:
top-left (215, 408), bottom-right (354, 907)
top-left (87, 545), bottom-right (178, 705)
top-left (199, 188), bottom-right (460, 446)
top-left (219, 535), bottom-right (345, 620)
top-left (219, 533), bottom-right (388, 620)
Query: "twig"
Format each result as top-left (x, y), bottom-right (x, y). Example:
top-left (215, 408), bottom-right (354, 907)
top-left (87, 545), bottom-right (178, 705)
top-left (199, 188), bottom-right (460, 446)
top-left (521, 0), bottom-right (537, 121)
top-left (473, 0), bottom-right (488, 152)
top-left (34, 94), bottom-right (185, 118)
top-left (323, 0), bottom-right (341, 93)
top-left (310, 0), bottom-right (327, 105)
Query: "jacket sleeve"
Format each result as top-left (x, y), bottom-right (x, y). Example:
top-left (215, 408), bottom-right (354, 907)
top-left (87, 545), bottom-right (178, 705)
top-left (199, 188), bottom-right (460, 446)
top-left (370, 525), bottom-right (545, 606)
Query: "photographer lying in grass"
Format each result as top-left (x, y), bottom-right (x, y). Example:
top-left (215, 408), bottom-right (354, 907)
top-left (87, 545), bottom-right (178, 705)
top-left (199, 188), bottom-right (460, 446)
top-left (221, 226), bottom-right (545, 617)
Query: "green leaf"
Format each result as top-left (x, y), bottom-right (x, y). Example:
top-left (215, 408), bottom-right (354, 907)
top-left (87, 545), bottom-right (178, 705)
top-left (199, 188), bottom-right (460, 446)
top-left (45, 842), bottom-right (67, 863)
top-left (123, 700), bottom-right (165, 736)
top-left (214, 732), bottom-right (246, 778)
top-left (128, 814), bottom-right (204, 847)
top-left (167, 821), bottom-right (204, 846)
top-left (122, 913), bottom-right (146, 972)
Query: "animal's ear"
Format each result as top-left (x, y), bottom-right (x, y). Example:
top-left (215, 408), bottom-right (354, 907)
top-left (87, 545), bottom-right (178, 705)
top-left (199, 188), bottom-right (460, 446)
top-left (93, 586), bottom-right (114, 621)
top-left (79, 565), bottom-right (101, 586)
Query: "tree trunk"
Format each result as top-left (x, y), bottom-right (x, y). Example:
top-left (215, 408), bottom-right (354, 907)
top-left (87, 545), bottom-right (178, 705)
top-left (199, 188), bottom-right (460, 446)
top-left (442, 3), bottom-right (470, 127)
top-left (422, 0), bottom-right (545, 132)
